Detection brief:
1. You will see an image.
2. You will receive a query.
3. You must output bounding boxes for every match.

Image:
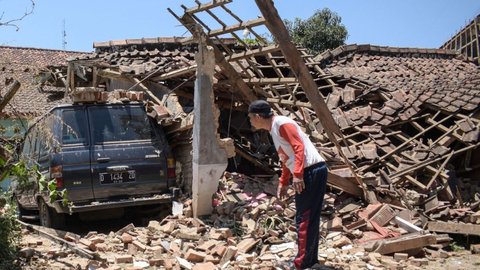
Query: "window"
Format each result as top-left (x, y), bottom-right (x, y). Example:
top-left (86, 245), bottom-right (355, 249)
top-left (61, 109), bottom-right (88, 145)
top-left (89, 106), bottom-right (155, 144)
top-left (21, 132), bottom-right (35, 160)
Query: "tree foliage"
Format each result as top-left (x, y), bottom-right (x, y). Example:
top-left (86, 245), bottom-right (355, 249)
top-left (0, 180), bottom-right (21, 270)
top-left (285, 8), bottom-right (348, 55)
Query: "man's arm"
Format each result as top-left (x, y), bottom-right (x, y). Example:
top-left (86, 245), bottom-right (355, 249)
top-left (279, 123), bottom-right (306, 193)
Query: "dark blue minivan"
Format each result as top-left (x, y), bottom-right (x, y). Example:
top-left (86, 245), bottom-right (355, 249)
top-left (12, 102), bottom-right (177, 228)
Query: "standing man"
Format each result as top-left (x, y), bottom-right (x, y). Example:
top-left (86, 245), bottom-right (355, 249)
top-left (248, 100), bottom-right (328, 270)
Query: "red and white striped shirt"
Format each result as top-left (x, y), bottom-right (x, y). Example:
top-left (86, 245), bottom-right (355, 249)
top-left (270, 116), bottom-right (325, 185)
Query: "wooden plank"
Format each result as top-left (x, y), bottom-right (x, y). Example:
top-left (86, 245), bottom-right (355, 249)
top-left (373, 233), bottom-right (436, 255)
top-left (170, 10), bottom-right (256, 102)
top-left (0, 80), bottom-right (20, 112)
top-left (255, 0), bottom-right (341, 136)
top-left (207, 17), bottom-right (265, 37)
top-left (181, 17), bottom-right (266, 43)
top-left (244, 77), bottom-right (298, 85)
top-left (361, 115), bottom-right (454, 172)
top-left (227, 44), bottom-right (281, 61)
top-left (425, 152), bottom-right (453, 190)
top-left (427, 221), bottom-right (480, 236)
top-left (327, 172), bottom-right (363, 197)
top-left (390, 142), bottom-right (480, 181)
top-left (183, 0), bottom-right (232, 14)
top-left (18, 220), bottom-right (101, 260)
top-left (152, 65), bottom-right (197, 81)
top-left (255, 0), bottom-right (368, 199)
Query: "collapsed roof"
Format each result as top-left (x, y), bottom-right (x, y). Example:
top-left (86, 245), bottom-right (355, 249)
top-left (10, 1), bottom-right (480, 209)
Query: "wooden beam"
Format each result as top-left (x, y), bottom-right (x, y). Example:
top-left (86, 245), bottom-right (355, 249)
top-left (132, 78), bottom-right (164, 105)
top-left (227, 44), bottom-right (281, 61)
top-left (255, 0), bottom-right (341, 136)
top-left (255, 0), bottom-right (368, 200)
top-left (244, 77), bottom-right (298, 85)
top-left (207, 17), bottom-right (266, 37)
top-left (169, 10), bottom-right (256, 102)
top-left (97, 69), bottom-right (124, 79)
top-left (181, 17), bottom-right (266, 43)
top-left (0, 80), bottom-right (20, 112)
top-left (151, 65), bottom-right (197, 81)
top-left (18, 220), bottom-right (101, 260)
top-left (425, 152), bottom-right (453, 190)
top-left (327, 172), bottom-right (363, 197)
top-left (372, 233), bottom-right (437, 255)
top-left (54, 68), bottom-right (69, 88)
top-left (362, 115), bottom-right (454, 172)
top-left (428, 221), bottom-right (480, 236)
top-left (184, 0), bottom-right (232, 14)
top-left (390, 142), bottom-right (480, 181)
top-left (234, 145), bottom-right (274, 174)
top-left (266, 97), bottom-right (312, 108)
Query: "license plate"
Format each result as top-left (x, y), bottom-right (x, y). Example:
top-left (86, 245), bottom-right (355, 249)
top-left (99, 170), bottom-right (136, 184)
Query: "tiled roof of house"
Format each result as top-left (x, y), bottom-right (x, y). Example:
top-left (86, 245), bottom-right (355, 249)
top-left (74, 37), bottom-right (239, 78)
top-left (315, 44), bottom-right (480, 113)
top-left (0, 46), bottom-right (89, 117)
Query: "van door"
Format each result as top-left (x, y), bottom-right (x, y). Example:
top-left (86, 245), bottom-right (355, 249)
top-left (55, 107), bottom-right (95, 202)
top-left (88, 104), bottom-right (169, 200)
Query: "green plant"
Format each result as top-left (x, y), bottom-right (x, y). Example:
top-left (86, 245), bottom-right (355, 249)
top-left (258, 215), bottom-right (284, 234)
top-left (449, 241), bottom-right (465, 252)
top-left (10, 160), bottom-right (68, 206)
top-left (232, 220), bottom-right (245, 237)
top-left (38, 175), bottom-right (68, 207)
top-left (0, 192), bottom-right (22, 270)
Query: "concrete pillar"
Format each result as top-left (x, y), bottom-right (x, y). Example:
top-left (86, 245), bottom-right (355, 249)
top-left (192, 40), bottom-right (228, 217)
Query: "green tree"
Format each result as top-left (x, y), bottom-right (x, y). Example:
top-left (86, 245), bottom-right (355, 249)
top-left (285, 8), bottom-right (348, 55)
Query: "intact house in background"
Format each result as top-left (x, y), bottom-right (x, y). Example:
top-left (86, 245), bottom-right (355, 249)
top-left (0, 46), bottom-right (88, 139)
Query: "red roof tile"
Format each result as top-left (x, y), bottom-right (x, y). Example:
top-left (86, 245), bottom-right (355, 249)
top-left (315, 44), bottom-right (480, 113)
top-left (0, 46), bottom-right (89, 117)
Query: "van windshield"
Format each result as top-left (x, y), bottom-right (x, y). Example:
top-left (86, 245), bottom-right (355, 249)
top-left (89, 106), bottom-right (156, 143)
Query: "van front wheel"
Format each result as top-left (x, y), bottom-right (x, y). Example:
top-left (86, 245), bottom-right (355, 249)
top-left (38, 199), bottom-right (65, 229)
top-left (13, 196), bottom-right (26, 220)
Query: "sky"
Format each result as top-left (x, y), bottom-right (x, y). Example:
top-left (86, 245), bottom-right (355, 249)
top-left (0, 0), bottom-right (479, 52)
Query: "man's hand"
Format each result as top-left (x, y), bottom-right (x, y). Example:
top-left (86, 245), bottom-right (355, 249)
top-left (293, 177), bottom-right (305, 194)
top-left (277, 183), bottom-right (288, 200)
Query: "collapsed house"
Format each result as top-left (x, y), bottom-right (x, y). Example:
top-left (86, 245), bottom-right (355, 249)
top-left (2, 1), bottom-right (480, 266)
top-left (48, 1), bottom-right (480, 210)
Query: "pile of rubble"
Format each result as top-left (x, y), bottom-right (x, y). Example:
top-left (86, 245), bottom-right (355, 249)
top-left (13, 172), bottom-right (480, 270)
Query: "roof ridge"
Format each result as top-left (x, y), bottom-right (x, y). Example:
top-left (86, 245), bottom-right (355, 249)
top-left (93, 36), bottom-right (238, 48)
top-left (315, 44), bottom-right (463, 63)
top-left (0, 45), bottom-right (89, 54)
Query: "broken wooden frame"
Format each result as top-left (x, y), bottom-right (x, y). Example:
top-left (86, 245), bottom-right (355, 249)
top-left (44, 0), bottom-right (480, 210)
top-left (165, 0), bottom-right (479, 206)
